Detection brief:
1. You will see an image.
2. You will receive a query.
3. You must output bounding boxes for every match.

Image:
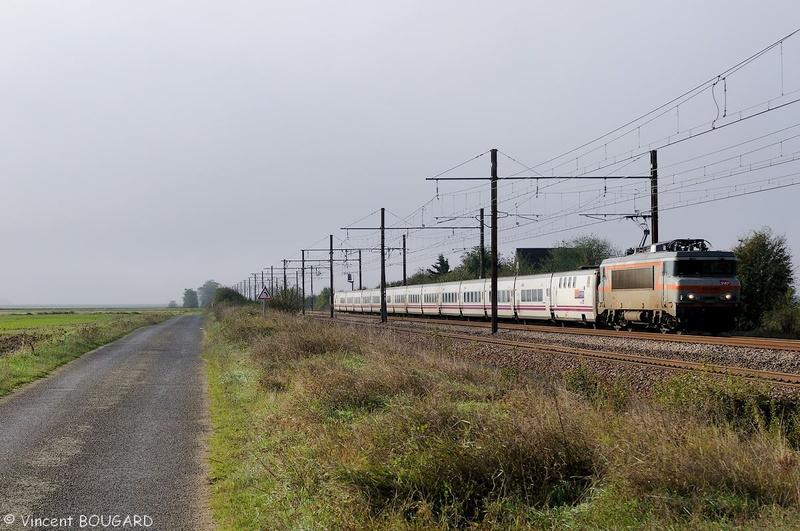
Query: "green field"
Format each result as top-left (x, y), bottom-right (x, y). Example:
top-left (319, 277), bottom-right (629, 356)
top-left (0, 311), bottom-right (137, 331)
top-left (0, 309), bottom-right (185, 396)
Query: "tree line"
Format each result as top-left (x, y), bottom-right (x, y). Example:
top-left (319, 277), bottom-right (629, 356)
top-left (177, 280), bottom-right (222, 309)
top-left (391, 230), bottom-right (797, 334)
top-left (178, 228), bottom-right (796, 334)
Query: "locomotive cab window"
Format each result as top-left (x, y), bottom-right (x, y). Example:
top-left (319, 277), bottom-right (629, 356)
top-left (668, 260), bottom-right (737, 277)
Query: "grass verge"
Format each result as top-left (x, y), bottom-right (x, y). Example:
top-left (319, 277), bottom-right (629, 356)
top-left (0, 310), bottom-right (180, 397)
top-left (205, 306), bottom-right (800, 530)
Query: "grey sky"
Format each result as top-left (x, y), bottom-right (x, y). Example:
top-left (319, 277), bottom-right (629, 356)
top-left (1, 1), bottom-right (798, 305)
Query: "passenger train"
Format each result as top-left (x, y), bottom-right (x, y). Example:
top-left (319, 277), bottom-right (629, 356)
top-left (333, 239), bottom-right (740, 332)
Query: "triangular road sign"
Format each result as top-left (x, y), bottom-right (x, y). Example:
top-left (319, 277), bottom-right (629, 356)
top-left (257, 286), bottom-right (273, 300)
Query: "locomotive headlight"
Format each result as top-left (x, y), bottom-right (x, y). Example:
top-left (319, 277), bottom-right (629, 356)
top-left (683, 292), bottom-right (697, 301)
top-left (719, 292), bottom-right (734, 301)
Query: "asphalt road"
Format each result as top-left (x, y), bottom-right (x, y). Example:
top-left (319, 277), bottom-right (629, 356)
top-left (0, 315), bottom-right (212, 531)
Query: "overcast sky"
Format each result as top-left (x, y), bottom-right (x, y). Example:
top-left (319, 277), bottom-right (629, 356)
top-left (2, 1), bottom-right (799, 306)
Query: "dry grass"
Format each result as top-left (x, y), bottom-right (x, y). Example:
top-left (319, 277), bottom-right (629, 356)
top-left (205, 308), bottom-right (800, 530)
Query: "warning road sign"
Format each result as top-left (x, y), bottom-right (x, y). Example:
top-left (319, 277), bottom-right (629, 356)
top-left (257, 286), bottom-right (273, 300)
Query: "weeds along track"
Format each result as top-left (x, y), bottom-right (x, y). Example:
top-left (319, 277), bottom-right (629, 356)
top-left (311, 313), bottom-right (800, 390)
top-left (340, 313), bottom-right (800, 351)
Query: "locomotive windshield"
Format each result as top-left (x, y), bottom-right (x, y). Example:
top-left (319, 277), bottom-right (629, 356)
top-left (668, 260), bottom-right (736, 277)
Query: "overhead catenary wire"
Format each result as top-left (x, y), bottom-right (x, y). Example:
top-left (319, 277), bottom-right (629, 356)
top-left (243, 29), bottom-right (800, 290)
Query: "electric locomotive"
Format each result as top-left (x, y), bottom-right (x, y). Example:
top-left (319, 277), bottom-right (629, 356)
top-left (596, 239), bottom-right (739, 332)
top-left (334, 238), bottom-right (739, 333)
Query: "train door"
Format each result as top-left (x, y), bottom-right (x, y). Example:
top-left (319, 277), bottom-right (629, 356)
top-left (598, 267), bottom-right (607, 313)
top-left (545, 274), bottom-right (555, 319)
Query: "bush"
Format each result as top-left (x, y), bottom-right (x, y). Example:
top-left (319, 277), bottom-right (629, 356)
top-left (267, 288), bottom-right (302, 313)
top-left (216, 307), bottom-right (278, 344)
top-left (596, 409), bottom-right (800, 521)
top-left (337, 390), bottom-right (597, 526)
top-left (564, 363), bottom-right (630, 410)
top-left (250, 318), bottom-right (360, 363)
top-left (213, 287), bottom-right (250, 306)
top-left (759, 301), bottom-right (800, 336)
top-left (656, 371), bottom-right (800, 448)
top-left (205, 308), bottom-right (800, 529)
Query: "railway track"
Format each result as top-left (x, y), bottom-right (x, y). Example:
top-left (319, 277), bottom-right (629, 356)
top-left (312, 311), bottom-right (800, 352)
top-left (392, 326), bottom-right (800, 388)
top-left (308, 312), bottom-right (800, 389)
